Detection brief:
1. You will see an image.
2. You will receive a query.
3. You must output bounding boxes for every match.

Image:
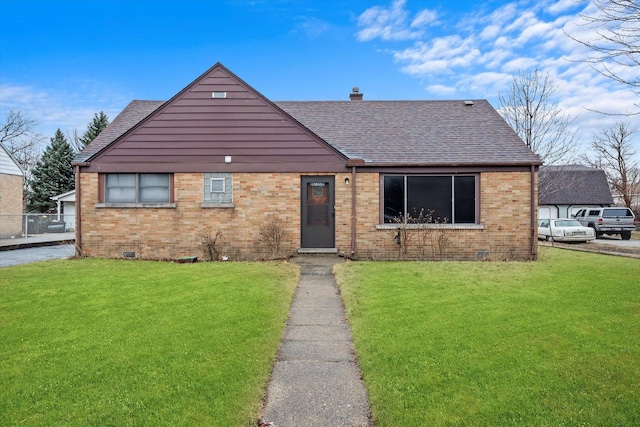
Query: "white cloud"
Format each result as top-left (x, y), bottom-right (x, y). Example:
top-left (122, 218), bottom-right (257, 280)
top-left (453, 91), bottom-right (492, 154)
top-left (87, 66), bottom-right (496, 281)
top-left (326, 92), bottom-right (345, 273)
top-left (356, 0), bottom-right (640, 160)
top-left (356, 0), bottom-right (437, 41)
top-left (427, 84), bottom-right (457, 96)
top-left (394, 36), bottom-right (480, 76)
top-left (479, 24), bottom-right (500, 41)
top-left (0, 82), bottom-right (129, 139)
top-left (546, 0), bottom-right (587, 15)
top-left (503, 57), bottom-right (539, 73)
top-left (411, 9), bottom-right (437, 28)
top-left (293, 16), bottom-right (331, 38)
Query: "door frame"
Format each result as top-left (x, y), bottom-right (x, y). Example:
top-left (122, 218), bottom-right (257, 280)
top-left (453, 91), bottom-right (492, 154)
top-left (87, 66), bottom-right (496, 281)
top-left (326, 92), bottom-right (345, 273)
top-left (300, 176), bottom-right (335, 248)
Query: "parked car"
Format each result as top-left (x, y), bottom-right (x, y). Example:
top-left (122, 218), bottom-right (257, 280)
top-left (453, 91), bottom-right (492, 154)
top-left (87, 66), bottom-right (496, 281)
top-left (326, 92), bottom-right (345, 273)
top-left (538, 218), bottom-right (596, 242)
top-left (573, 207), bottom-right (636, 240)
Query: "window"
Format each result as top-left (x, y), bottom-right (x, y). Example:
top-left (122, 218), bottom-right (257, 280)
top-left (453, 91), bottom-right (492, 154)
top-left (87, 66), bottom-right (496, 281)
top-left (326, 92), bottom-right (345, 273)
top-left (203, 173), bottom-right (232, 205)
top-left (105, 173), bottom-right (171, 203)
top-left (383, 175), bottom-right (477, 224)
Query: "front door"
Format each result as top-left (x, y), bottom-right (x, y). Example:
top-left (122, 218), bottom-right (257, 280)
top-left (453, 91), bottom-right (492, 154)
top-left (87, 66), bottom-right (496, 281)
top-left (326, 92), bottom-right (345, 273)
top-left (301, 176), bottom-right (335, 248)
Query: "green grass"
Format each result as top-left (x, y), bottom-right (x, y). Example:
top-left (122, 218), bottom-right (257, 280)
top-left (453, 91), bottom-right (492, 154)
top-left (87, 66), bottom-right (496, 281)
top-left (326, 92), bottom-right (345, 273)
top-left (336, 248), bottom-right (640, 426)
top-left (0, 259), bottom-right (298, 426)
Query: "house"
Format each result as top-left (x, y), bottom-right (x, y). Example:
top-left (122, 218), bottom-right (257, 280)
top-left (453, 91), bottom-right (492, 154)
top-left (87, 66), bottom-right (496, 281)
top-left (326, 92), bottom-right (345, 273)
top-left (0, 142), bottom-right (25, 238)
top-left (73, 63), bottom-right (541, 261)
top-left (538, 165), bottom-right (613, 219)
top-left (51, 189), bottom-right (76, 231)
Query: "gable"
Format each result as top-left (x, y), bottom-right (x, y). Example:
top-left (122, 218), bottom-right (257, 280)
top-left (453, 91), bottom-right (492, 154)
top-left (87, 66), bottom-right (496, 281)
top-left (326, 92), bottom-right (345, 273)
top-left (83, 64), bottom-right (348, 173)
top-left (0, 143), bottom-right (24, 176)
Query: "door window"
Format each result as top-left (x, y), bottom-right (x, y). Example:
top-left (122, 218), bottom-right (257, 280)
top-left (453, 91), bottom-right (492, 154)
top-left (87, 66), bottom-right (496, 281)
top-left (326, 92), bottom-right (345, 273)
top-left (306, 182), bottom-right (329, 226)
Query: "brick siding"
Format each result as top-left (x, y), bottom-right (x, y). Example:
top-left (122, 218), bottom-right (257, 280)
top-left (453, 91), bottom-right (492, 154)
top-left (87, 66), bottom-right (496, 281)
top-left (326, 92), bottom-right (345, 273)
top-left (79, 170), bottom-right (537, 261)
top-left (0, 173), bottom-right (24, 238)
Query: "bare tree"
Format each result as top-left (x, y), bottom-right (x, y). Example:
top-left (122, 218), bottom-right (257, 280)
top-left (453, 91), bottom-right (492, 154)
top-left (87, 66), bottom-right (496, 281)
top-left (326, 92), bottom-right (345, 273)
top-left (583, 122), bottom-right (639, 209)
top-left (66, 129), bottom-right (80, 153)
top-left (566, 0), bottom-right (640, 111)
top-left (498, 69), bottom-right (579, 165)
top-left (0, 110), bottom-right (45, 178)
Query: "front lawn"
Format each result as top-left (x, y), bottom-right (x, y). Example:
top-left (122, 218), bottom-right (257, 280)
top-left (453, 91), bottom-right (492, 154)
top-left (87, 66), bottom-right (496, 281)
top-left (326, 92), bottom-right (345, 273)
top-left (0, 259), bottom-right (298, 426)
top-left (336, 248), bottom-right (640, 426)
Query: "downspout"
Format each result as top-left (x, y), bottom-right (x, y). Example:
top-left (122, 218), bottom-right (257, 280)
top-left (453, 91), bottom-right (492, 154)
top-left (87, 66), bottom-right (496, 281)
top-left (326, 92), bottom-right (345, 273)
top-left (74, 164), bottom-right (82, 257)
top-left (350, 166), bottom-right (357, 256)
top-left (530, 165), bottom-right (537, 259)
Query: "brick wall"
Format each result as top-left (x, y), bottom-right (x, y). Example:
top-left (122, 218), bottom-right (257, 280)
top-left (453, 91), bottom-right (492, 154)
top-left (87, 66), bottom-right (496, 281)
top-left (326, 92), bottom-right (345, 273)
top-left (80, 172), bottom-right (352, 260)
top-left (79, 170), bottom-right (536, 261)
top-left (0, 173), bottom-right (24, 238)
top-left (352, 171), bottom-right (537, 261)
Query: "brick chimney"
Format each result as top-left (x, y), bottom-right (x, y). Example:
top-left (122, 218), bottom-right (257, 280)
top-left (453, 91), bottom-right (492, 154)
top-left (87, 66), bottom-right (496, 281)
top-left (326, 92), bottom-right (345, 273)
top-left (349, 87), bottom-right (363, 101)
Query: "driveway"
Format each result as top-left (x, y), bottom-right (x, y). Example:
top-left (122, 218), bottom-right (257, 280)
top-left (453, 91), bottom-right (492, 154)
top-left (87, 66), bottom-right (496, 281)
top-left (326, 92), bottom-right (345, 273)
top-left (593, 234), bottom-right (640, 248)
top-left (0, 244), bottom-right (75, 268)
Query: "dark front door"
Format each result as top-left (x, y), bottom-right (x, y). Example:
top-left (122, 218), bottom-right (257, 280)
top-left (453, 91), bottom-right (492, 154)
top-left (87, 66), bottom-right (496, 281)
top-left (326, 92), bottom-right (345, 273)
top-left (301, 176), bottom-right (335, 248)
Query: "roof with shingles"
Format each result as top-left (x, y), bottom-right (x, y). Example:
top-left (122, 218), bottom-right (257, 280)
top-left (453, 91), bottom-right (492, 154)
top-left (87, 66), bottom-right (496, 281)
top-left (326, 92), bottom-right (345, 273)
top-left (539, 165), bottom-right (613, 205)
top-left (275, 99), bottom-right (540, 166)
top-left (74, 67), bottom-right (540, 167)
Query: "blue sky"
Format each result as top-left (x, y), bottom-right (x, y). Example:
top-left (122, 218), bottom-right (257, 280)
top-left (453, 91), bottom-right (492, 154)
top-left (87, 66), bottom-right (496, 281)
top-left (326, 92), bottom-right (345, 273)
top-left (1, 0), bottom-right (638, 159)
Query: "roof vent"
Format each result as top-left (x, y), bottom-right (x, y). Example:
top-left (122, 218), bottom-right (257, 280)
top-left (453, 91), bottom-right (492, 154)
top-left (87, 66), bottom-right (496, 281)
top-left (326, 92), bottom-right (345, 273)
top-left (349, 87), bottom-right (363, 101)
top-left (464, 100), bottom-right (474, 106)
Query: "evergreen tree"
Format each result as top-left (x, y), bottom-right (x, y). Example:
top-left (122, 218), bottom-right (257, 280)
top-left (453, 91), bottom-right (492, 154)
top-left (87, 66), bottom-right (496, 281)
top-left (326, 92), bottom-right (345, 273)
top-left (79, 111), bottom-right (109, 148)
top-left (26, 129), bottom-right (75, 212)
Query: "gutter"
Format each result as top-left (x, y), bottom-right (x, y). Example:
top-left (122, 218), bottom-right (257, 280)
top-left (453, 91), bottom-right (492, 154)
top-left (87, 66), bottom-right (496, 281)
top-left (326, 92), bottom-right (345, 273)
top-left (531, 165), bottom-right (537, 259)
top-left (72, 162), bottom-right (90, 257)
top-left (350, 166), bottom-right (357, 256)
top-left (347, 160), bottom-right (543, 168)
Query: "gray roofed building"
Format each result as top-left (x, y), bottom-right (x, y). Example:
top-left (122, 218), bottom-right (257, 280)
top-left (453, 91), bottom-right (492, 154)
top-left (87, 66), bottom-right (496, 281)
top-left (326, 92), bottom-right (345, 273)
top-left (539, 165), bottom-right (613, 205)
top-left (538, 165), bottom-right (613, 219)
top-left (72, 62), bottom-right (541, 262)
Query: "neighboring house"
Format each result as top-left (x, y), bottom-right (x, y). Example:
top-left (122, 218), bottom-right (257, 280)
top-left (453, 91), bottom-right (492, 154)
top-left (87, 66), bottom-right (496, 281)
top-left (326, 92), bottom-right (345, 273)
top-left (51, 189), bottom-right (76, 231)
top-left (538, 165), bottom-right (613, 219)
top-left (0, 142), bottom-right (25, 238)
top-left (73, 63), bottom-right (541, 261)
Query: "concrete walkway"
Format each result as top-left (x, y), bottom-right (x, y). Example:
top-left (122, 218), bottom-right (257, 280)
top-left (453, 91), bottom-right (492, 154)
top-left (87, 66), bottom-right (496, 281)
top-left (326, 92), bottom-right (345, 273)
top-left (260, 256), bottom-right (372, 427)
top-left (0, 232), bottom-right (74, 251)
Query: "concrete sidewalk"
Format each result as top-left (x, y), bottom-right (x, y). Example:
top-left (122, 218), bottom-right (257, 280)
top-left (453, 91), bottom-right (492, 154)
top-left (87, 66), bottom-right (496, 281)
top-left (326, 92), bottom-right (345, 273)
top-left (0, 232), bottom-right (74, 251)
top-left (260, 256), bottom-right (372, 427)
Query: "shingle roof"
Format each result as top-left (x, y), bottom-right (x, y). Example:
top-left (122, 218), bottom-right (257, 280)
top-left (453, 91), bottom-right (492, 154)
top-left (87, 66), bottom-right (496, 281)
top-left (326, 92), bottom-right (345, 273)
top-left (276, 99), bottom-right (540, 166)
top-left (74, 100), bottom-right (164, 163)
top-left (75, 98), bottom-right (541, 167)
top-left (539, 165), bottom-right (613, 205)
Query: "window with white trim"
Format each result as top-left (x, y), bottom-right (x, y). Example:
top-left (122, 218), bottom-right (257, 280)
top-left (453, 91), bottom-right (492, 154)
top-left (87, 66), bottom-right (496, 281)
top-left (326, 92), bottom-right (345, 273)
top-left (204, 173), bottom-right (232, 204)
top-left (105, 173), bottom-right (171, 203)
top-left (383, 175), bottom-right (477, 224)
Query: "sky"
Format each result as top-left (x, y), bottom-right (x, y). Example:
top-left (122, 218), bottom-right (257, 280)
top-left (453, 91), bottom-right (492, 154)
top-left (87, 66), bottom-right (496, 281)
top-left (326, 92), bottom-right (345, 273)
top-left (0, 0), bottom-right (638, 162)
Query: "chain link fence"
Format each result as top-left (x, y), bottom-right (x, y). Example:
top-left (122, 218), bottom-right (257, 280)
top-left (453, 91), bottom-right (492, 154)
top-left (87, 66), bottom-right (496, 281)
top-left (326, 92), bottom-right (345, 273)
top-left (0, 213), bottom-right (74, 240)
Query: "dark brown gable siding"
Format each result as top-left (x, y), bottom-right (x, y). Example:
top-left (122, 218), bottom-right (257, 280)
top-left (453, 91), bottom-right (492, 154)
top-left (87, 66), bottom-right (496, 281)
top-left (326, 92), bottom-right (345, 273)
top-left (86, 64), bottom-right (348, 173)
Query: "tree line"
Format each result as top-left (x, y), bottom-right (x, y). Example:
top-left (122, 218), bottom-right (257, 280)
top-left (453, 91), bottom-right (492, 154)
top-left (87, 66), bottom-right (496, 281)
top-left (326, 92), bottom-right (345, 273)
top-left (0, 111), bottom-right (109, 213)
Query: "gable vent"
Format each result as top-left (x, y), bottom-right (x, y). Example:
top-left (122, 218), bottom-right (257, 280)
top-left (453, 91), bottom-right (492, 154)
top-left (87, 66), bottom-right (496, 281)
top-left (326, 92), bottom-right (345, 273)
top-left (212, 91), bottom-right (227, 99)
